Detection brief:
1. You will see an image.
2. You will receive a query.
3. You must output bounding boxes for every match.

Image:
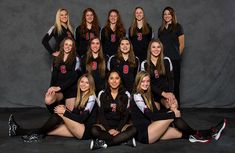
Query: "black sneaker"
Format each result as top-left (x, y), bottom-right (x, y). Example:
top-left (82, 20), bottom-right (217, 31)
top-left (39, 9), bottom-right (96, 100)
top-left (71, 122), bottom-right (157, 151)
top-left (211, 119), bottom-right (227, 140)
top-left (90, 139), bottom-right (107, 150)
top-left (21, 133), bottom-right (44, 143)
top-left (8, 114), bottom-right (18, 137)
top-left (189, 134), bottom-right (210, 143)
top-left (125, 138), bottom-right (136, 147)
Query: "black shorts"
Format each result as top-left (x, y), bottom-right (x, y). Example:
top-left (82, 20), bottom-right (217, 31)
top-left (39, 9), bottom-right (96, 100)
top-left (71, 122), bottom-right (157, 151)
top-left (81, 124), bottom-right (93, 140)
top-left (136, 126), bottom-right (149, 144)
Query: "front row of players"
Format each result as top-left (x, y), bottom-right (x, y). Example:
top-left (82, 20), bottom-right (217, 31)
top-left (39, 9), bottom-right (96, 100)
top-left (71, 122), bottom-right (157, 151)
top-left (9, 71), bottom-right (226, 149)
top-left (8, 37), bottom-right (226, 149)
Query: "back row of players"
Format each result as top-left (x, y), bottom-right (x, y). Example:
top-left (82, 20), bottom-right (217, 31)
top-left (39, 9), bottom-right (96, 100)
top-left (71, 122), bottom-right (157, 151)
top-left (42, 6), bottom-right (184, 112)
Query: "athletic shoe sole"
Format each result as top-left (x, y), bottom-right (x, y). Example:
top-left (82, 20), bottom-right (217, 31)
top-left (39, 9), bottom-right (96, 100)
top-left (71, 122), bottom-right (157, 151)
top-left (214, 119), bottom-right (227, 140)
top-left (189, 135), bottom-right (211, 143)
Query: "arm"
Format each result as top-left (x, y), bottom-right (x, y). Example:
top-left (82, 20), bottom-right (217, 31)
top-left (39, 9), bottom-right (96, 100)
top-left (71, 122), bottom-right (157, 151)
top-left (179, 35), bottom-right (185, 55)
top-left (63, 95), bottom-right (96, 123)
top-left (116, 91), bottom-right (131, 131)
top-left (133, 94), bottom-right (175, 121)
top-left (97, 91), bottom-right (111, 130)
top-left (42, 26), bottom-right (56, 54)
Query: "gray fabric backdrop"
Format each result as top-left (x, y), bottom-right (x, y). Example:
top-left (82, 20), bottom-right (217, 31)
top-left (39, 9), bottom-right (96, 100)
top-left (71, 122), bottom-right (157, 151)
top-left (1, 0), bottom-right (235, 108)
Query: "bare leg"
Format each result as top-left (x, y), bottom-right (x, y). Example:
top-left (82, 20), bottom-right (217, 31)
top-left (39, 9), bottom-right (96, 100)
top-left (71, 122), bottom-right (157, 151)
top-left (65, 98), bottom-right (76, 111)
top-left (61, 116), bottom-right (85, 139)
top-left (148, 119), bottom-right (173, 144)
top-left (47, 124), bottom-right (74, 137)
top-left (160, 127), bottom-right (182, 140)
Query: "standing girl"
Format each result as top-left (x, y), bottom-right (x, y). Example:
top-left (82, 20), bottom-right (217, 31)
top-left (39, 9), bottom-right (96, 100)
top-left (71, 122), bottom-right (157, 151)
top-left (45, 37), bottom-right (78, 113)
top-left (131, 71), bottom-right (226, 144)
top-left (80, 37), bottom-right (106, 94)
top-left (101, 9), bottom-right (126, 57)
top-left (158, 6), bottom-right (185, 105)
top-left (42, 8), bottom-right (73, 57)
top-left (108, 37), bottom-right (139, 93)
top-left (129, 7), bottom-right (153, 63)
top-left (75, 8), bottom-right (100, 57)
top-left (90, 70), bottom-right (136, 150)
top-left (9, 74), bottom-right (98, 142)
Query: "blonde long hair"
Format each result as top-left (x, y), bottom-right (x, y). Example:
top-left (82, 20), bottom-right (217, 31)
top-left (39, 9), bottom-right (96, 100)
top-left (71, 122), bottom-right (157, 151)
top-left (146, 39), bottom-right (166, 75)
top-left (134, 71), bottom-right (153, 111)
top-left (55, 8), bottom-right (73, 35)
top-left (75, 74), bottom-right (96, 109)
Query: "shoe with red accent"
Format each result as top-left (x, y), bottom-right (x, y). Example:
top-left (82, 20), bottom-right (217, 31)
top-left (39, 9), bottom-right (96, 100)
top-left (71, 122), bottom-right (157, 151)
top-left (211, 119), bottom-right (227, 140)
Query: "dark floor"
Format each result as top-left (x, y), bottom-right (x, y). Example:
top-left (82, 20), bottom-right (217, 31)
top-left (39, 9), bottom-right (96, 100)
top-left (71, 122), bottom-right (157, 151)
top-left (0, 107), bottom-right (234, 153)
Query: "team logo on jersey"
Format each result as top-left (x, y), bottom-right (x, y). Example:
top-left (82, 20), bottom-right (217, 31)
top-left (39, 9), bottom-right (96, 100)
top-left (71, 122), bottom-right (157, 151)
top-left (67, 31), bottom-right (72, 38)
top-left (123, 65), bottom-right (129, 74)
top-left (154, 70), bottom-right (159, 78)
top-left (110, 103), bottom-right (117, 112)
top-left (91, 61), bottom-right (97, 70)
top-left (60, 65), bottom-right (67, 74)
top-left (90, 33), bottom-right (95, 39)
top-left (111, 34), bottom-right (116, 42)
top-left (137, 32), bottom-right (142, 41)
top-left (86, 32), bottom-right (95, 40)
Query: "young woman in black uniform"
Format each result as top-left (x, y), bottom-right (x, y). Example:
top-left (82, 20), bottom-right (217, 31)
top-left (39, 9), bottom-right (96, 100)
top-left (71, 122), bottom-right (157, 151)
top-left (80, 37), bottom-right (106, 94)
top-left (107, 37), bottom-right (139, 93)
top-left (45, 37), bottom-right (79, 113)
top-left (158, 6), bottom-right (185, 106)
top-left (141, 39), bottom-right (176, 109)
top-left (129, 7), bottom-right (153, 63)
top-left (131, 71), bottom-right (226, 144)
top-left (42, 8), bottom-right (74, 57)
top-left (101, 9), bottom-right (126, 57)
top-left (75, 8), bottom-right (100, 57)
top-left (8, 74), bottom-right (98, 142)
top-left (90, 70), bottom-right (136, 150)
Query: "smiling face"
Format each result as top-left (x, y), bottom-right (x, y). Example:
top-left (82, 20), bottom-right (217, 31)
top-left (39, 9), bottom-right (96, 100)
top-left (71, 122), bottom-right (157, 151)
top-left (79, 76), bottom-right (90, 93)
top-left (120, 39), bottom-right (131, 54)
top-left (90, 38), bottom-right (100, 53)
top-left (63, 39), bottom-right (73, 54)
top-left (85, 11), bottom-right (94, 24)
top-left (60, 10), bottom-right (68, 23)
top-left (109, 11), bottom-right (118, 24)
top-left (150, 42), bottom-right (161, 57)
top-left (135, 8), bottom-right (144, 21)
top-left (108, 72), bottom-right (121, 90)
top-left (163, 9), bottom-right (172, 23)
top-left (140, 75), bottom-right (150, 91)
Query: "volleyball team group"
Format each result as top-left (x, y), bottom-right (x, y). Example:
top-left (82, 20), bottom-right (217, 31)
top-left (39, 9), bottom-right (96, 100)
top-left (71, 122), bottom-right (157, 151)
top-left (8, 6), bottom-right (226, 150)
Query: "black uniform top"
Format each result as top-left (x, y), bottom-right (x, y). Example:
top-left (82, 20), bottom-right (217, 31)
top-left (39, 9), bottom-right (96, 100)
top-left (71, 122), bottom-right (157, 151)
top-left (158, 23), bottom-right (184, 60)
top-left (75, 25), bottom-right (101, 57)
top-left (42, 25), bottom-right (74, 54)
top-left (130, 93), bottom-right (175, 130)
top-left (128, 24), bottom-right (153, 62)
top-left (101, 27), bottom-right (126, 57)
top-left (107, 55), bottom-right (140, 93)
top-left (63, 95), bottom-right (97, 125)
top-left (97, 90), bottom-right (130, 131)
top-left (80, 56), bottom-right (106, 94)
top-left (50, 58), bottom-right (78, 92)
top-left (141, 57), bottom-right (174, 99)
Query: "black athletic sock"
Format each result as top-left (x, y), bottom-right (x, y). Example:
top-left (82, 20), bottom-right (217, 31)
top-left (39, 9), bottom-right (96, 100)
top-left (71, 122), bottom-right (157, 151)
top-left (110, 126), bottom-right (137, 146)
top-left (38, 113), bottom-right (63, 136)
top-left (91, 126), bottom-right (113, 144)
